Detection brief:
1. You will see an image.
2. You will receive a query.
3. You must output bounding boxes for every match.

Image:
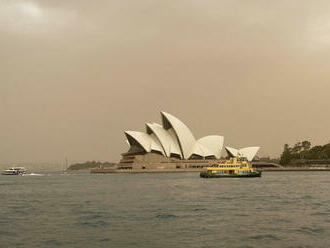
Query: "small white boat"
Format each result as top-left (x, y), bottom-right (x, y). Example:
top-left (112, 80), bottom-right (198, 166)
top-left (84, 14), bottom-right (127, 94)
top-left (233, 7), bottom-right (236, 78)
top-left (1, 167), bottom-right (27, 175)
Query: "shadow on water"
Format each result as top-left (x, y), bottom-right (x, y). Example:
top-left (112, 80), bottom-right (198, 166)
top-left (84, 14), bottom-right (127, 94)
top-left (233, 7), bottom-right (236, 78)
top-left (248, 234), bottom-right (280, 241)
top-left (155, 213), bottom-right (178, 219)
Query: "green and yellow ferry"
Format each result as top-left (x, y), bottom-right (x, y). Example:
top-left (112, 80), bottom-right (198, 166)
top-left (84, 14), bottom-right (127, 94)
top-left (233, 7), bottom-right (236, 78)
top-left (200, 157), bottom-right (261, 178)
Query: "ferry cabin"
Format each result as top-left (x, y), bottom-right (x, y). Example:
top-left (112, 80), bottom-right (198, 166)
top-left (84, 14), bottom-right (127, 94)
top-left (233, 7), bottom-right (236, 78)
top-left (206, 157), bottom-right (255, 175)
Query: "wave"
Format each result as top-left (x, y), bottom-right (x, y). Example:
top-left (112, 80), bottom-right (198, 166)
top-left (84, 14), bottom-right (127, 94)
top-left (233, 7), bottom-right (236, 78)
top-left (155, 213), bottom-right (178, 219)
top-left (23, 173), bottom-right (44, 176)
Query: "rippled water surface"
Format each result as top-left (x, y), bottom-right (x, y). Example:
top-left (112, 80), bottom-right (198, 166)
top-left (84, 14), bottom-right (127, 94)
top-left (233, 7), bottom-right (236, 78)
top-left (1, 171), bottom-right (330, 248)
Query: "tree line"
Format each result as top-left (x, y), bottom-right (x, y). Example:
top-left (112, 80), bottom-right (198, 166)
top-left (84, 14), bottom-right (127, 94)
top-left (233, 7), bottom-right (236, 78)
top-left (280, 141), bottom-right (330, 165)
top-left (67, 161), bottom-right (116, 170)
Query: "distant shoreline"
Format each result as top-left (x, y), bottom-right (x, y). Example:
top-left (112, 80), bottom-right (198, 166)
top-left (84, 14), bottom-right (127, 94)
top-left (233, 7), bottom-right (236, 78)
top-left (261, 167), bottom-right (330, 172)
top-left (90, 166), bottom-right (330, 174)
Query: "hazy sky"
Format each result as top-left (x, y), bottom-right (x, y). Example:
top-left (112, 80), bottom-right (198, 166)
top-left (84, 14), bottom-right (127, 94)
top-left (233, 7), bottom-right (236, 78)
top-left (1, 0), bottom-right (330, 164)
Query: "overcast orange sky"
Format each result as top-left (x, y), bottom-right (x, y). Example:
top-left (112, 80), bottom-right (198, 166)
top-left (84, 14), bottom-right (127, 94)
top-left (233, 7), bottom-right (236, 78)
top-left (1, 0), bottom-right (330, 164)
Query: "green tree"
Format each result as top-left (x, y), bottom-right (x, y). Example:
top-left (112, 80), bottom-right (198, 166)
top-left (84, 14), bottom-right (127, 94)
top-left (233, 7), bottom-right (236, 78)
top-left (279, 144), bottom-right (292, 165)
top-left (301, 140), bottom-right (311, 151)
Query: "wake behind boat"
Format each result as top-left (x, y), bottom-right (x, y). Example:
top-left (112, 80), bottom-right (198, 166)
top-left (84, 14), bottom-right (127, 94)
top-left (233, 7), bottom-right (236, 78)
top-left (23, 173), bottom-right (44, 176)
top-left (1, 167), bottom-right (27, 176)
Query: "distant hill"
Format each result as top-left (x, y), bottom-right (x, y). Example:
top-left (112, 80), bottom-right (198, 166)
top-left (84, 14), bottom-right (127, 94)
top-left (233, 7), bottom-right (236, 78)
top-left (67, 161), bottom-right (116, 170)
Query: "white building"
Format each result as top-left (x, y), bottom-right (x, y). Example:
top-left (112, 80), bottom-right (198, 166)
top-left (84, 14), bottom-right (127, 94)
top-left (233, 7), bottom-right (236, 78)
top-left (118, 111), bottom-right (259, 170)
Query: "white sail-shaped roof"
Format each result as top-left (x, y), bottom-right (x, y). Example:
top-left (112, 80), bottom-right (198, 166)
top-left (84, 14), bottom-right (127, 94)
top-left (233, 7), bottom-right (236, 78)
top-left (239, 147), bottom-right (260, 161)
top-left (225, 146), bottom-right (260, 161)
top-left (225, 146), bottom-right (239, 157)
top-left (125, 131), bottom-right (164, 154)
top-left (161, 111), bottom-right (196, 159)
top-left (123, 111), bottom-right (242, 160)
top-left (190, 142), bottom-right (214, 158)
top-left (149, 133), bottom-right (166, 156)
top-left (197, 135), bottom-right (224, 159)
top-left (146, 123), bottom-right (176, 157)
top-left (167, 128), bottom-right (183, 158)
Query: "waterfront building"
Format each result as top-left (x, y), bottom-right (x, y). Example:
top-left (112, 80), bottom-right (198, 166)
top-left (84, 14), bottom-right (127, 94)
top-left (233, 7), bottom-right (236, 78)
top-left (118, 112), bottom-right (237, 170)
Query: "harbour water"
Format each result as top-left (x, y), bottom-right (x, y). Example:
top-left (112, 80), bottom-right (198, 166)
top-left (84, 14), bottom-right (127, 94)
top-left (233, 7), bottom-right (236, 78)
top-left (1, 171), bottom-right (330, 248)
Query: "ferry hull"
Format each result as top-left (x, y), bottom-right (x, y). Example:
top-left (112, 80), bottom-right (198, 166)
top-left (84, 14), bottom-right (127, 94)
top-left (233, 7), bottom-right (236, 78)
top-left (1, 172), bottom-right (21, 175)
top-left (1, 167), bottom-right (27, 176)
top-left (200, 171), bottom-right (262, 178)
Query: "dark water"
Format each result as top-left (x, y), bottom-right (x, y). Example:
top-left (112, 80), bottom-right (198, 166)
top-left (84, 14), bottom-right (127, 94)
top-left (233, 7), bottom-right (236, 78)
top-left (1, 172), bottom-right (330, 248)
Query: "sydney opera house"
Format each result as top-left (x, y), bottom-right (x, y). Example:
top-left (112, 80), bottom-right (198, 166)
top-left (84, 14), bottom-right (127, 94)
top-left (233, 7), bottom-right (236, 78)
top-left (117, 112), bottom-right (260, 170)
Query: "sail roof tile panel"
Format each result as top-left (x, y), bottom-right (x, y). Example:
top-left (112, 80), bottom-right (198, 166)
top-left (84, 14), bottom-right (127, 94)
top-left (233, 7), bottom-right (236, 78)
top-left (161, 112), bottom-right (196, 159)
